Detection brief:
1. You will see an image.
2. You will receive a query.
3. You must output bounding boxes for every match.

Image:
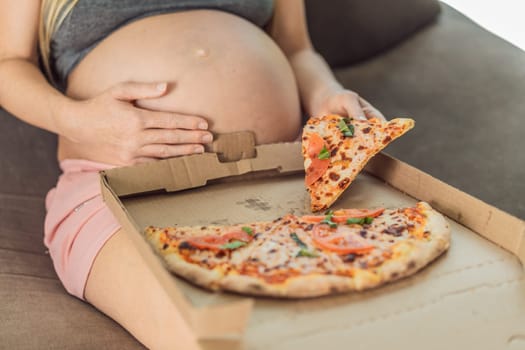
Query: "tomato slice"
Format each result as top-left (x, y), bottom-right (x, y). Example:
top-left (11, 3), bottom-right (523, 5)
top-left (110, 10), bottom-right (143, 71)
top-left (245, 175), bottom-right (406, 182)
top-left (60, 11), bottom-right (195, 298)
top-left (307, 132), bottom-right (326, 158)
top-left (305, 158), bottom-right (330, 186)
top-left (311, 224), bottom-right (375, 254)
top-left (186, 230), bottom-right (252, 251)
top-left (332, 208), bottom-right (385, 218)
top-left (301, 215), bottom-right (349, 223)
top-left (305, 132), bottom-right (330, 186)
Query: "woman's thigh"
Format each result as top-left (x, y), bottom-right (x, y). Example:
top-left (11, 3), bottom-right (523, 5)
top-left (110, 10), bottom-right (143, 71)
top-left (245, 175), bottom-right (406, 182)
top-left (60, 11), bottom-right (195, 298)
top-left (84, 229), bottom-right (199, 349)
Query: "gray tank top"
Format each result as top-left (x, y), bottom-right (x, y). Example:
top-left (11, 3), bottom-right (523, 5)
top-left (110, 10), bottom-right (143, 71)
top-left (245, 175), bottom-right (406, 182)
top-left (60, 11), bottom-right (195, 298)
top-left (50, 0), bottom-right (274, 91)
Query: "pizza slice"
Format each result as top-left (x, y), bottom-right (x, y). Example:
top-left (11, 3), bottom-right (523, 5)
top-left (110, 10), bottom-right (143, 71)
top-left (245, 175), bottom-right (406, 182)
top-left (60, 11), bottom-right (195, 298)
top-left (143, 202), bottom-right (450, 298)
top-left (302, 115), bottom-right (415, 212)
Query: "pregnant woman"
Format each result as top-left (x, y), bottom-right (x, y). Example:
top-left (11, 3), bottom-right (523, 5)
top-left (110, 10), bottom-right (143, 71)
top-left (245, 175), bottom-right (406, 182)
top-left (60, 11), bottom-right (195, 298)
top-left (0, 1), bottom-right (384, 348)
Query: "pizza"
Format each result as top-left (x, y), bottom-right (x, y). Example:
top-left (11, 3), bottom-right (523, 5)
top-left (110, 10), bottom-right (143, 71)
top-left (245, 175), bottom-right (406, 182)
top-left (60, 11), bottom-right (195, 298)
top-left (143, 202), bottom-right (450, 298)
top-left (302, 115), bottom-right (415, 212)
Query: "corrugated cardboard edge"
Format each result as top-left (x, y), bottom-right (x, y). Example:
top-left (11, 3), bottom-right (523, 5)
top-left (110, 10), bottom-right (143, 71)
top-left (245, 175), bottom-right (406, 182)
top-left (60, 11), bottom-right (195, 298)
top-left (365, 152), bottom-right (525, 266)
top-left (105, 142), bottom-right (303, 197)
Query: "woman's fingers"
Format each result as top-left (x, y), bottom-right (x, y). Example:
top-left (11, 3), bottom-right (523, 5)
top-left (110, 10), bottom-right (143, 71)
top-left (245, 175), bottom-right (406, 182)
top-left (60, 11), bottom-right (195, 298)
top-left (359, 97), bottom-right (387, 121)
top-left (137, 143), bottom-right (205, 159)
top-left (137, 128), bottom-right (212, 159)
top-left (110, 81), bottom-right (168, 101)
top-left (315, 88), bottom-right (386, 122)
top-left (324, 90), bottom-right (366, 120)
top-left (141, 110), bottom-right (209, 130)
top-left (342, 97), bottom-right (367, 120)
top-left (132, 108), bottom-right (212, 161)
top-left (141, 128), bottom-right (213, 145)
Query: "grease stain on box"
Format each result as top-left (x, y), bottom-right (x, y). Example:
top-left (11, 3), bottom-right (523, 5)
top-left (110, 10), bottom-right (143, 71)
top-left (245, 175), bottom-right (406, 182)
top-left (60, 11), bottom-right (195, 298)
top-left (236, 198), bottom-right (272, 211)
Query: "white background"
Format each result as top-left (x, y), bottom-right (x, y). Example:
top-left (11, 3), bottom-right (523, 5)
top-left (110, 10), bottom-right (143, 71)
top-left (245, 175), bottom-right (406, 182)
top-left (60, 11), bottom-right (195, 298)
top-left (442, 0), bottom-right (525, 51)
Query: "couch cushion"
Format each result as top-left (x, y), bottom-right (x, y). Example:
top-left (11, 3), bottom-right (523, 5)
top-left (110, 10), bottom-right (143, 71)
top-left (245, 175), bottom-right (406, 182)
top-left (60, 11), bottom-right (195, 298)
top-left (0, 109), bottom-right (146, 348)
top-left (305, 0), bottom-right (441, 67)
top-left (334, 4), bottom-right (525, 218)
top-left (1, 274), bottom-right (146, 350)
top-left (0, 109), bottom-right (60, 196)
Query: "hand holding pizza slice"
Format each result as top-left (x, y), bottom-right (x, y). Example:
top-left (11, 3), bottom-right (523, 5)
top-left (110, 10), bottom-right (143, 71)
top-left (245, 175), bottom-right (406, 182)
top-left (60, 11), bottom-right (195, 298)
top-left (302, 115), bottom-right (415, 212)
top-left (142, 114), bottom-right (453, 298)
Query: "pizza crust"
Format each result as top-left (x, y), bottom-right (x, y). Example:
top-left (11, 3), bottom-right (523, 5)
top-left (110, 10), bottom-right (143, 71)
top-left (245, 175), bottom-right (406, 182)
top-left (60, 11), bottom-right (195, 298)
top-left (222, 273), bottom-right (357, 298)
top-left (375, 203), bottom-right (451, 284)
top-left (163, 254), bottom-right (224, 291)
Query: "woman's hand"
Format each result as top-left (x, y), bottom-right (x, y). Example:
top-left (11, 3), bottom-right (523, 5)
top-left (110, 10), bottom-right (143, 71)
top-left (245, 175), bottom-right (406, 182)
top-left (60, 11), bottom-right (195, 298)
top-left (310, 86), bottom-right (386, 121)
top-left (61, 82), bottom-right (212, 165)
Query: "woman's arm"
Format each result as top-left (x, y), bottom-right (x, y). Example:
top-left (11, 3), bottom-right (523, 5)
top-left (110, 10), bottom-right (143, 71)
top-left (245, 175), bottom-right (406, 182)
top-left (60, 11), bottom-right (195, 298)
top-left (268, 0), bottom-right (385, 120)
top-left (0, 1), bottom-right (73, 133)
top-left (0, 1), bottom-right (211, 165)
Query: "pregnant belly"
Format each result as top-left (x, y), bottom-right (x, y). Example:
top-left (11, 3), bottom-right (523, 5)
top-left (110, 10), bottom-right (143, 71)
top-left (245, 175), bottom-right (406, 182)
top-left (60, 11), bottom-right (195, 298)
top-left (65, 10), bottom-right (302, 154)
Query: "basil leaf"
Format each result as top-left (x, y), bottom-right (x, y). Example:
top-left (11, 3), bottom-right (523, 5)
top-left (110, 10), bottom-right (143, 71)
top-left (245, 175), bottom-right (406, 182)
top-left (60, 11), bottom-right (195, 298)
top-left (346, 123), bottom-right (355, 137)
top-left (338, 119), bottom-right (350, 132)
top-left (346, 217), bottom-right (374, 225)
top-left (318, 146), bottom-right (330, 160)
top-left (220, 240), bottom-right (247, 250)
top-left (364, 217), bottom-right (374, 224)
top-left (291, 233), bottom-right (319, 257)
top-left (321, 220), bottom-right (337, 228)
top-left (346, 217), bottom-right (365, 225)
top-left (296, 248), bottom-right (319, 258)
top-left (242, 226), bottom-right (253, 235)
top-left (321, 213), bottom-right (338, 228)
top-left (290, 232), bottom-right (307, 248)
top-left (338, 118), bottom-right (354, 137)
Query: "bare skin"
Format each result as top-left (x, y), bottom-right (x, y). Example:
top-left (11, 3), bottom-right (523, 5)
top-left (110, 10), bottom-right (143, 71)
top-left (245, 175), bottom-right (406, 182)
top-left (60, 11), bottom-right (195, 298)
top-left (0, 1), bottom-right (386, 348)
top-left (62, 10), bottom-right (303, 163)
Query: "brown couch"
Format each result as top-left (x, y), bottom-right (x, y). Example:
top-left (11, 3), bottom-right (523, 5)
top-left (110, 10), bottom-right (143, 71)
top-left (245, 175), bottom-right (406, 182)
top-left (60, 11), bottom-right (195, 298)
top-left (1, 1), bottom-right (523, 348)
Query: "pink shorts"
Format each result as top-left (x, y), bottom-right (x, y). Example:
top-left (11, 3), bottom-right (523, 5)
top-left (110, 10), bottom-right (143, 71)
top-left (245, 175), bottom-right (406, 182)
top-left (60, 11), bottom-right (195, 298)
top-left (44, 159), bottom-right (121, 300)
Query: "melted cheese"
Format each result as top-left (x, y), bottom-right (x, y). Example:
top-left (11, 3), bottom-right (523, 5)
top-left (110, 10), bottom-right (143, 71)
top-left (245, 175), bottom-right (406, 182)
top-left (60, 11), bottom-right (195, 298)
top-left (146, 204), bottom-right (431, 284)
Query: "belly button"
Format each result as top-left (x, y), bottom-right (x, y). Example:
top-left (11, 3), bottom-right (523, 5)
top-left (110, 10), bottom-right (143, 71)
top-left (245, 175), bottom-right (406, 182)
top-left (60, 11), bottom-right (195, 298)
top-left (195, 48), bottom-right (210, 58)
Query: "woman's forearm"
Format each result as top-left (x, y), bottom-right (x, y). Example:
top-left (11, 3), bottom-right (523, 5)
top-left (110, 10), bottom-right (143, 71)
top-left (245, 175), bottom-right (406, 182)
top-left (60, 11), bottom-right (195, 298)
top-left (0, 58), bottom-right (74, 135)
top-left (288, 48), bottom-right (344, 117)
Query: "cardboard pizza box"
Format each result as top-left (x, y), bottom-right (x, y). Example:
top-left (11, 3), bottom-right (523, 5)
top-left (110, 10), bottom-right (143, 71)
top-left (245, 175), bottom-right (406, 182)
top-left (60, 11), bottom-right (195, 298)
top-left (100, 132), bottom-right (525, 350)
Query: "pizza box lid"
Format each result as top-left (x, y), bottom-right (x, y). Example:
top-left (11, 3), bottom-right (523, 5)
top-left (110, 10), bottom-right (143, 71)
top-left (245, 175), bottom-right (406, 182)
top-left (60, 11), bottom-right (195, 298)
top-left (100, 132), bottom-right (525, 350)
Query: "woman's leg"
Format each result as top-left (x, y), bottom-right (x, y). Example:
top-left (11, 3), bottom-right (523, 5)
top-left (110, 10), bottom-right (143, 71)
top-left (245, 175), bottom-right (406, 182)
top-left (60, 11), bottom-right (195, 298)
top-left (84, 229), bottom-right (199, 350)
top-left (45, 159), bottom-right (199, 349)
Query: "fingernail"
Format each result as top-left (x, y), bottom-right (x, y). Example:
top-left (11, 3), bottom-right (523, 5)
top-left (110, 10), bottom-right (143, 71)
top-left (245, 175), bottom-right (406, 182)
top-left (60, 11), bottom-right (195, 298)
top-left (198, 122), bottom-right (208, 130)
top-left (193, 146), bottom-right (204, 153)
top-left (202, 134), bottom-right (213, 143)
top-left (156, 83), bottom-right (167, 91)
top-left (358, 115), bottom-right (367, 120)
